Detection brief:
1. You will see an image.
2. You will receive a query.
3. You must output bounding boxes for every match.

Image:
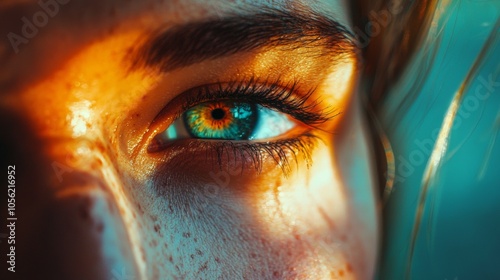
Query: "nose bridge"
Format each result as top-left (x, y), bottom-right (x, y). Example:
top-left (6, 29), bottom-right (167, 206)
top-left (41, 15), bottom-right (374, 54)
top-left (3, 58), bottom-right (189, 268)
top-left (46, 138), bottom-right (143, 280)
top-left (50, 137), bottom-right (147, 279)
top-left (38, 172), bottom-right (141, 280)
top-left (1, 111), bottom-right (141, 280)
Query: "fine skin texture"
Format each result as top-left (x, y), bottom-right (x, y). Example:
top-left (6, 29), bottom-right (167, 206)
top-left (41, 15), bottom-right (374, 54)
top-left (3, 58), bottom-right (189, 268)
top-left (0, 0), bottom-right (379, 279)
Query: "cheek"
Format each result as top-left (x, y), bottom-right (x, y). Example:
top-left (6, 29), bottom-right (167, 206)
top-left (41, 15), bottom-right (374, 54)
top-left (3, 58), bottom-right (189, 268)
top-left (120, 140), bottom-right (376, 279)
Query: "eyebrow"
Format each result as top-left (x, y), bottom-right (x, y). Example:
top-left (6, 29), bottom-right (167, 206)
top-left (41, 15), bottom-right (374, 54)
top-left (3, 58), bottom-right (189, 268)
top-left (133, 8), bottom-right (357, 72)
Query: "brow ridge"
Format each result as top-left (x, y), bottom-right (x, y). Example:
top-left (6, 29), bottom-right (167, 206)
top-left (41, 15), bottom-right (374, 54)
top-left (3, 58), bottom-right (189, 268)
top-left (134, 8), bottom-right (357, 72)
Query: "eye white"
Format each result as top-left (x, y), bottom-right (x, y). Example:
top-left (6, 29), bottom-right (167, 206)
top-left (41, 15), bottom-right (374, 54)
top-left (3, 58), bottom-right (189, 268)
top-left (249, 105), bottom-right (296, 140)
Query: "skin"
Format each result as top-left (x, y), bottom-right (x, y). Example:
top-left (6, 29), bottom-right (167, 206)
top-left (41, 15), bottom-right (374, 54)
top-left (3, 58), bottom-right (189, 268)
top-left (0, 0), bottom-right (379, 279)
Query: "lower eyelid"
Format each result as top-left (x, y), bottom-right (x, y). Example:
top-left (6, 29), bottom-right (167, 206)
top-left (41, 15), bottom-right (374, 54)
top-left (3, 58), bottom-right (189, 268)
top-left (147, 132), bottom-right (319, 175)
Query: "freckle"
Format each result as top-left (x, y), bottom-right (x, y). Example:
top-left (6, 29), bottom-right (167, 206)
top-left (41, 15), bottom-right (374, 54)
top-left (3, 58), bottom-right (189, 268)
top-left (137, 203), bottom-right (144, 214)
top-left (250, 253), bottom-right (257, 258)
top-left (339, 270), bottom-right (345, 276)
top-left (346, 263), bottom-right (353, 272)
top-left (273, 271), bottom-right (280, 277)
top-left (154, 224), bottom-right (161, 233)
top-left (198, 261), bottom-right (208, 272)
top-left (294, 234), bottom-right (301, 241)
top-left (168, 256), bottom-right (173, 263)
top-left (140, 247), bottom-right (146, 261)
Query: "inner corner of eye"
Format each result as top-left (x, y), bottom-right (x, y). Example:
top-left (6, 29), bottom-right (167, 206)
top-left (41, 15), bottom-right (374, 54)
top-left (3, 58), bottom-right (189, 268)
top-left (150, 101), bottom-right (298, 148)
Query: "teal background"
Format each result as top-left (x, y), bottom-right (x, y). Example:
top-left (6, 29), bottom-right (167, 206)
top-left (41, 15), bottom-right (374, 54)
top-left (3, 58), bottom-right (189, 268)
top-left (378, 0), bottom-right (500, 279)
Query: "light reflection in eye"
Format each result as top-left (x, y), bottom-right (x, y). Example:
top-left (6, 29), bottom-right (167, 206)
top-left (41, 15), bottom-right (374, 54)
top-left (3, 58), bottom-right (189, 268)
top-left (161, 101), bottom-right (296, 141)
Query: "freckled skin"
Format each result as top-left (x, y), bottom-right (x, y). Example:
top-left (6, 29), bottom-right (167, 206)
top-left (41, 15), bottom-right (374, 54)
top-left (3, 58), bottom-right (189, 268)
top-left (0, 0), bottom-right (378, 279)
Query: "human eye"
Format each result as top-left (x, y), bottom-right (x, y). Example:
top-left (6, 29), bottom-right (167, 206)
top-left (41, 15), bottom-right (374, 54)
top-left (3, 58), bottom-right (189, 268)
top-left (159, 101), bottom-right (292, 141)
top-left (147, 77), bottom-right (335, 174)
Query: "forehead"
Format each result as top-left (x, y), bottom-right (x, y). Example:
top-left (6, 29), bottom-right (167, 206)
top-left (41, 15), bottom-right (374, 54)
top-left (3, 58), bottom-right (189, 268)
top-left (0, 0), bottom-right (351, 93)
top-left (0, 0), bottom-right (350, 91)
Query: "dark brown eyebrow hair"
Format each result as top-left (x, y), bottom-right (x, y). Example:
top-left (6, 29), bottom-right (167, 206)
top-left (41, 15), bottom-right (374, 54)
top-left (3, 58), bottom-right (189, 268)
top-left (133, 8), bottom-right (358, 72)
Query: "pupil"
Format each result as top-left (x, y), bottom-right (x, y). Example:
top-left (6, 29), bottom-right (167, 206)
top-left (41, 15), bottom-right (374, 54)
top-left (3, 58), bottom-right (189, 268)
top-left (211, 108), bottom-right (226, 120)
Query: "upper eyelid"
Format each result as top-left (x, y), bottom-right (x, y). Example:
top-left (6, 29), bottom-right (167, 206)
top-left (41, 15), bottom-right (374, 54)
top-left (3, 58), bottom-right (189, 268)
top-left (149, 78), bottom-right (334, 132)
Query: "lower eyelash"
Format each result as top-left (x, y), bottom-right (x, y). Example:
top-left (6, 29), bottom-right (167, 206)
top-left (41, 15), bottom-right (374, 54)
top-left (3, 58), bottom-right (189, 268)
top-left (153, 132), bottom-right (321, 176)
top-left (211, 132), bottom-right (319, 175)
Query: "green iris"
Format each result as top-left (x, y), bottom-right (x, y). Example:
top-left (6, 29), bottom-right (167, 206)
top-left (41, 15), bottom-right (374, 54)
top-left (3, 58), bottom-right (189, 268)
top-left (183, 101), bottom-right (257, 140)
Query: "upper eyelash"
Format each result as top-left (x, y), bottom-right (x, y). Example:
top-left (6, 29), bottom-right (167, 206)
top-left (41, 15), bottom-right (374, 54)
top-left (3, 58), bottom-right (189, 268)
top-left (177, 76), bottom-right (337, 127)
